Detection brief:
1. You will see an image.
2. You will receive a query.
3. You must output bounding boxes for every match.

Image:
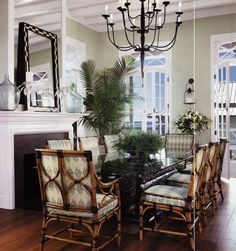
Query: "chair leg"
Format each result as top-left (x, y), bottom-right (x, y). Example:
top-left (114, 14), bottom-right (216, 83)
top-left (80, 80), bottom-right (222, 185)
top-left (195, 200), bottom-right (202, 234)
top-left (217, 179), bottom-right (224, 202)
top-left (117, 209), bottom-right (121, 247)
top-left (139, 204), bottom-right (144, 241)
top-left (186, 212), bottom-right (194, 250)
top-left (40, 218), bottom-right (47, 251)
top-left (92, 223), bottom-right (99, 251)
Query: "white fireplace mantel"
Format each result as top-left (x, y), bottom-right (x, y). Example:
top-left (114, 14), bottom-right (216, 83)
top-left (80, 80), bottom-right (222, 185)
top-left (0, 111), bottom-right (86, 209)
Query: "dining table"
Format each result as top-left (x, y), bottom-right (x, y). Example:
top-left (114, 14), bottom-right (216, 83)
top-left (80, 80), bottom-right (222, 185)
top-left (93, 150), bottom-right (193, 217)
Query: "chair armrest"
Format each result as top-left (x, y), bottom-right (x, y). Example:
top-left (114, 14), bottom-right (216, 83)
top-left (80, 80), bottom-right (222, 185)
top-left (141, 170), bottom-right (177, 191)
top-left (95, 173), bottom-right (120, 194)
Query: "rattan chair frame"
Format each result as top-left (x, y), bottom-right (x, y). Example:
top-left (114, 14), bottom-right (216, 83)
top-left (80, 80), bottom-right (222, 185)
top-left (214, 138), bottom-right (228, 204)
top-left (200, 142), bottom-right (220, 225)
top-left (35, 149), bottom-right (121, 251)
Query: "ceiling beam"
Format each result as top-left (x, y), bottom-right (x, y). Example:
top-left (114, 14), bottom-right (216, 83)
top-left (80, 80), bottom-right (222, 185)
top-left (15, 0), bottom-right (61, 19)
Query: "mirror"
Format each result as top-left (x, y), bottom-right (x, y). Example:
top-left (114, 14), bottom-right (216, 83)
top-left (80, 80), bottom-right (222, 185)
top-left (16, 22), bottom-right (60, 112)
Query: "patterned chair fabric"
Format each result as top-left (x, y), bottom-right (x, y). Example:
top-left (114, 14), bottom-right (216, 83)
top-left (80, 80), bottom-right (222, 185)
top-left (165, 133), bottom-right (194, 158)
top-left (104, 135), bottom-right (119, 153)
top-left (166, 173), bottom-right (191, 188)
top-left (47, 139), bottom-right (72, 150)
top-left (139, 145), bottom-right (207, 250)
top-left (35, 149), bottom-right (121, 250)
top-left (79, 136), bottom-right (100, 156)
top-left (144, 185), bottom-right (188, 207)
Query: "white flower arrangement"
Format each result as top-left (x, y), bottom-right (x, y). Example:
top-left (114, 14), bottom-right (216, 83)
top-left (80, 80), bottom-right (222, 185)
top-left (175, 109), bottom-right (211, 134)
top-left (18, 81), bottom-right (54, 97)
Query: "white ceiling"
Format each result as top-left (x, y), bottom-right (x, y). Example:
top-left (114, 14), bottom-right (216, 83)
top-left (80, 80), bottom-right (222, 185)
top-left (14, 0), bottom-right (236, 42)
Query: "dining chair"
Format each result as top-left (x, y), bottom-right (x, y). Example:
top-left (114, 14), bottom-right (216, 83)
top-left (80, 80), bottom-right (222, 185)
top-left (35, 149), bottom-right (121, 251)
top-left (213, 138), bottom-right (228, 204)
top-left (47, 139), bottom-right (72, 150)
top-left (166, 143), bottom-right (209, 189)
top-left (79, 136), bottom-right (100, 156)
top-left (139, 145), bottom-right (207, 250)
top-left (165, 133), bottom-right (194, 158)
top-left (199, 142), bottom-right (220, 225)
top-left (104, 135), bottom-right (118, 153)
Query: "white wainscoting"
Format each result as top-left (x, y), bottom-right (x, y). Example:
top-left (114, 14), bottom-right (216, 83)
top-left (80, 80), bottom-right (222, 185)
top-left (0, 111), bottom-right (85, 209)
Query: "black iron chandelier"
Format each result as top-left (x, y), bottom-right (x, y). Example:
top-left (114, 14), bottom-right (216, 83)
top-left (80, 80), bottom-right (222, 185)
top-left (102, 0), bottom-right (183, 79)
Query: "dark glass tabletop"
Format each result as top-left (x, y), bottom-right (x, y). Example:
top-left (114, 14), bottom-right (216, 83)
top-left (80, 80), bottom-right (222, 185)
top-left (94, 150), bottom-right (192, 182)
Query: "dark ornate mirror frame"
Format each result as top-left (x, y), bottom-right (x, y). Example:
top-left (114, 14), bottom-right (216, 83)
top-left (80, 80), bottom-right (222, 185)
top-left (16, 22), bottom-right (60, 111)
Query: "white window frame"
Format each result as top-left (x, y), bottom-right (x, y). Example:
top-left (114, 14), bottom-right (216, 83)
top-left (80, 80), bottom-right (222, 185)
top-left (119, 47), bottom-right (172, 134)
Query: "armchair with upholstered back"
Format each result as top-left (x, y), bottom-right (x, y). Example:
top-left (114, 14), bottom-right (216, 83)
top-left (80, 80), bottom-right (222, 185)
top-left (47, 139), bottom-right (72, 150)
top-left (35, 149), bottom-right (121, 251)
top-left (104, 135), bottom-right (118, 153)
top-left (78, 136), bottom-right (100, 156)
top-left (165, 133), bottom-right (194, 158)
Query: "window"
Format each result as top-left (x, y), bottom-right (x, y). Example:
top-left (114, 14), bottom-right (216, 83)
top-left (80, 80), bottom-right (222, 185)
top-left (124, 50), bottom-right (171, 136)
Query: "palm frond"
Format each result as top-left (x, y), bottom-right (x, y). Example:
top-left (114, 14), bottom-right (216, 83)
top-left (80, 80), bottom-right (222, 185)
top-left (80, 60), bottom-right (98, 94)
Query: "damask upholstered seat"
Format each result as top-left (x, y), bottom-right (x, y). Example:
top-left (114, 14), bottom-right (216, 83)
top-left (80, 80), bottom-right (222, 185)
top-left (166, 172), bottom-right (191, 188)
top-left (35, 149), bottom-right (121, 251)
top-left (165, 133), bottom-right (194, 158)
top-left (139, 145), bottom-right (207, 250)
top-left (47, 139), bottom-right (72, 150)
top-left (79, 136), bottom-right (100, 156)
top-left (104, 135), bottom-right (118, 153)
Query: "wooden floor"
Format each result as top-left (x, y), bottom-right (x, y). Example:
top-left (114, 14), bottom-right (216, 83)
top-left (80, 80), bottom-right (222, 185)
top-left (0, 179), bottom-right (236, 251)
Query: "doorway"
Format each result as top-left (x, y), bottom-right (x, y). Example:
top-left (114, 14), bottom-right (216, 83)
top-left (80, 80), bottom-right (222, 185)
top-left (211, 33), bottom-right (236, 179)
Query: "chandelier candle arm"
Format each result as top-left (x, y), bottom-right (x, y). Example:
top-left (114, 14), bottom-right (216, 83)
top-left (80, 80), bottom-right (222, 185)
top-left (102, 0), bottom-right (183, 80)
top-left (147, 11), bottom-right (159, 48)
top-left (104, 17), bottom-right (134, 51)
top-left (150, 14), bottom-right (182, 51)
top-left (120, 9), bottom-right (138, 47)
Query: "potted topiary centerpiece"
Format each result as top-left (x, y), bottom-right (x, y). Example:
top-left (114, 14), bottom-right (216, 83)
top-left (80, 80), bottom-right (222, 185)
top-left (114, 130), bottom-right (163, 157)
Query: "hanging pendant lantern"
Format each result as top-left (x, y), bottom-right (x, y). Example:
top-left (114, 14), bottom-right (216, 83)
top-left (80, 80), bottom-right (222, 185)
top-left (184, 78), bottom-right (195, 104)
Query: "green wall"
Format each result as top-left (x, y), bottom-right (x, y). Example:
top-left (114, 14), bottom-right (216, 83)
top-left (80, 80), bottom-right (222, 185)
top-left (30, 48), bottom-right (51, 67)
top-left (66, 18), bottom-right (101, 66)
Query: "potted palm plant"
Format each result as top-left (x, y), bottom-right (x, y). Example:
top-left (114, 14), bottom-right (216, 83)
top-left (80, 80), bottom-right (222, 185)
top-left (79, 56), bottom-right (136, 148)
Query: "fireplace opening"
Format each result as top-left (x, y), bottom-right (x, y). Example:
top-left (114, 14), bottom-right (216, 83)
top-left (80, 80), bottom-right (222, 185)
top-left (14, 132), bottom-right (69, 210)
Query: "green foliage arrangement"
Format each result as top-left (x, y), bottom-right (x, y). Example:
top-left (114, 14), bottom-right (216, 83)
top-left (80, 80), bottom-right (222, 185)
top-left (79, 56), bottom-right (136, 144)
top-left (175, 109), bottom-right (211, 134)
top-left (114, 130), bottom-right (163, 155)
